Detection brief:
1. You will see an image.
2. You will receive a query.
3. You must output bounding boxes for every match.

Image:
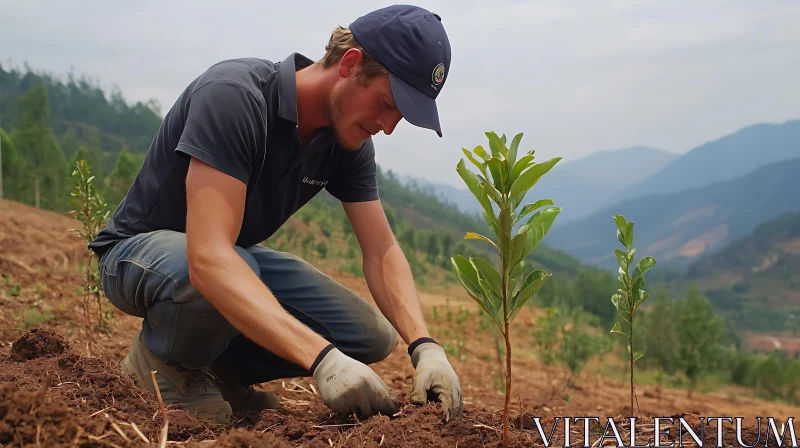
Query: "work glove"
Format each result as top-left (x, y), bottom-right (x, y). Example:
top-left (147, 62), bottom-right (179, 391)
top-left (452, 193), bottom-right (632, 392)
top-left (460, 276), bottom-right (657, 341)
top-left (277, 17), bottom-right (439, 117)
top-left (409, 338), bottom-right (464, 421)
top-left (311, 345), bottom-right (400, 418)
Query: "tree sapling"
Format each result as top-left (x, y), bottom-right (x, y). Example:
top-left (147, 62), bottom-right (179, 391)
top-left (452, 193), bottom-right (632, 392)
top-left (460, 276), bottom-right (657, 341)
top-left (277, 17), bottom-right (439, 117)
top-left (451, 131), bottom-right (561, 447)
top-left (69, 159), bottom-right (110, 356)
top-left (609, 214), bottom-right (656, 417)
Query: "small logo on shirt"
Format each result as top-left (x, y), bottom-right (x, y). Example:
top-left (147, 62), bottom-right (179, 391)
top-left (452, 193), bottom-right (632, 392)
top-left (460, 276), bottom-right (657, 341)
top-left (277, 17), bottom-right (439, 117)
top-left (302, 177), bottom-right (328, 187)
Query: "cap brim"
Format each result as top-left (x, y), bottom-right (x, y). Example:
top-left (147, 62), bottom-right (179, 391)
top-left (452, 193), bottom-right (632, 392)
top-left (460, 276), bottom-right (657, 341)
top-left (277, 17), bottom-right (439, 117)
top-left (388, 71), bottom-right (442, 137)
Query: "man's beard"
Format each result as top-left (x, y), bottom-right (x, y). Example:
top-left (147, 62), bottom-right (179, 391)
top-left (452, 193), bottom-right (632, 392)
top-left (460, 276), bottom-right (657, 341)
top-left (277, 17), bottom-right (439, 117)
top-left (328, 82), bottom-right (366, 151)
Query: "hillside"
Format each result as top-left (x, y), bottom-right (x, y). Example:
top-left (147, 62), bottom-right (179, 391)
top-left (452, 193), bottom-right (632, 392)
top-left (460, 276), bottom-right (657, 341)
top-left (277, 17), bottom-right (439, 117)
top-left (0, 62), bottom-right (163, 170)
top-left (544, 157), bottom-right (800, 270)
top-left (417, 146), bottom-right (678, 225)
top-left (685, 210), bottom-right (800, 332)
top-left (619, 120), bottom-right (800, 201)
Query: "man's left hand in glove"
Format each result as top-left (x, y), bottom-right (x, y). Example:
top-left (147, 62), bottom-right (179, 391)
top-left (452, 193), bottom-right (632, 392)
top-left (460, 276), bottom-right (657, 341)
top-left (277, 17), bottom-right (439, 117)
top-left (408, 338), bottom-right (464, 421)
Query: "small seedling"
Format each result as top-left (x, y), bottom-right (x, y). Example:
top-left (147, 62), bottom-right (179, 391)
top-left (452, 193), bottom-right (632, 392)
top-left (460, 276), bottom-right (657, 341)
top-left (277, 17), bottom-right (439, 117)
top-left (69, 159), bottom-right (111, 356)
top-left (452, 131), bottom-right (561, 447)
top-left (608, 214), bottom-right (656, 417)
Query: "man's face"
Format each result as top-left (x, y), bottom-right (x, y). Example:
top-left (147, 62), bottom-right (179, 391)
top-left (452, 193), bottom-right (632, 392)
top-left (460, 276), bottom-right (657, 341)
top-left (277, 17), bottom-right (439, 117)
top-left (328, 67), bottom-right (404, 150)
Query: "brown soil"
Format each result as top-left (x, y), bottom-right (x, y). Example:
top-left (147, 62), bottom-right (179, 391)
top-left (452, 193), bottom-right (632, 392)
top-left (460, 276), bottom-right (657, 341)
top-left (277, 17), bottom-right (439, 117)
top-left (10, 327), bottom-right (68, 361)
top-left (1, 198), bottom-right (798, 447)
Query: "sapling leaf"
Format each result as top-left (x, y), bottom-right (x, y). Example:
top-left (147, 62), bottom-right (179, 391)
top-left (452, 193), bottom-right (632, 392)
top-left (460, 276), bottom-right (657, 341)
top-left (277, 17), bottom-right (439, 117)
top-left (610, 321), bottom-right (626, 336)
top-left (611, 293), bottom-right (623, 310)
top-left (613, 215), bottom-right (627, 237)
top-left (615, 249), bottom-right (629, 271)
top-left (480, 180), bottom-right (504, 206)
top-left (624, 222), bottom-right (635, 249)
top-left (632, 256), bottom-right (656, 283)
top-left (619, 271), bottom-right (630, 290)
top-left (508, 155), bottom-right (534, 190)
top-left (514, 200), bottom-right (555, 225)
top-left (509, 270), bottom-right (550, 321)
top-left (631, 276), bottom-right (645, 306)
top-left (473, 145), bottom-right (490, 161)
top-left (465, 232), bottom-right (499, 250)
top-left (508, 133), bottom-right (523, 168)
top-left (452, 256), bottom-right (501, 326)
top-left (485, 131), bottom-right (508, 160)
top-left (515, 207), bottom-right (561, 265)
top-left (462, 148), bottom-right (488, 178)
top-left (457, 159), bottom-right (494, 219)
top-left (487, 158), bottom-right (506, 192)
top-left (508, 232), bottom-right (528, 270)
top-left (470, 258), bottom-right (502, 299)
top-left (509, 261), bottom-right (525, 297)
top-left (478, 277), bottom-right (503, 311)
top-left (633, 290), bottom-right (649, 312)
top-left (633, 351), bottom-right (645, 362)
top-left (509, 157), bottom-right (562, 200)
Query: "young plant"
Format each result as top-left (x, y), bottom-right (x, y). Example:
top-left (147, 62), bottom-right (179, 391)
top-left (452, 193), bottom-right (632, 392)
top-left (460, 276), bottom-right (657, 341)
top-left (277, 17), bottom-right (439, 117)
top-left (69, 159), bottom-right (111, 356)
top-left (451, 131), bottom-right (561, 447)
top-left (609, 215), bottom-right (656, 417)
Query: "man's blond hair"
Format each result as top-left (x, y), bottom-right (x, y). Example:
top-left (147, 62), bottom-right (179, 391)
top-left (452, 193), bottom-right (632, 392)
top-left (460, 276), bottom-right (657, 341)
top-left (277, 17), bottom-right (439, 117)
top-left (318, 26), bottom-right (387, 80)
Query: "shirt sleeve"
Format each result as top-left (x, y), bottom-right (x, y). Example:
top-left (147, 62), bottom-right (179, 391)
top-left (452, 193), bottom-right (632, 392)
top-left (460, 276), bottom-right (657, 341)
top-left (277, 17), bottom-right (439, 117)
top-left (325, 138), bottom-right (380, 202)
top-left (174, 81), bottom-right (263, 185)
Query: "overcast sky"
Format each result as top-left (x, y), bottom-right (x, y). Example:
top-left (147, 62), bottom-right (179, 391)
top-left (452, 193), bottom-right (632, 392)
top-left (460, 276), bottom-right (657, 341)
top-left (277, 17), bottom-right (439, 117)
top-left (2, 0), bottom-right (799, 188)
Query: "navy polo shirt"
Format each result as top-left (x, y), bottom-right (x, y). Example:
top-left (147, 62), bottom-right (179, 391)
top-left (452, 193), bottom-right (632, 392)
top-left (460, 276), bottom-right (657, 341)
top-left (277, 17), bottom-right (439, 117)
top-left (89, 53), bottom-right (379, 255)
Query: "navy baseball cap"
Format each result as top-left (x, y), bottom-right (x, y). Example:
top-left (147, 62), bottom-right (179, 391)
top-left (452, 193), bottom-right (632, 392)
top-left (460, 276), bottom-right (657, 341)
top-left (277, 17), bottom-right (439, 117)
top-left (350, 4), bottom-right (451, 137)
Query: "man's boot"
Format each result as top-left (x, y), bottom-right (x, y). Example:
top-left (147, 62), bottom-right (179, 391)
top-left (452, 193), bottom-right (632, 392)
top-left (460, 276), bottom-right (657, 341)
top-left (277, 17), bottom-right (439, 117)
top-left (120, 330), bottom-right (233, 424)
top-left (210, 356), bottom-right (281, 413)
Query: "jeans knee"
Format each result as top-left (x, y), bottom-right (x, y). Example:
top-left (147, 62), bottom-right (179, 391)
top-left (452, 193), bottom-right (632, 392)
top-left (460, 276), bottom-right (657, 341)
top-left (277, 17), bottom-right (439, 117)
top-left (360, 318), bottom-right (398, 365)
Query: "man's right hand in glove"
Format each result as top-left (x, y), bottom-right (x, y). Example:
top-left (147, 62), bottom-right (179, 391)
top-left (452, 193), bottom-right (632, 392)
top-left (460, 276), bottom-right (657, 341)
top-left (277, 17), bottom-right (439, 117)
top-left (311, 344), bottom-right (400, 418)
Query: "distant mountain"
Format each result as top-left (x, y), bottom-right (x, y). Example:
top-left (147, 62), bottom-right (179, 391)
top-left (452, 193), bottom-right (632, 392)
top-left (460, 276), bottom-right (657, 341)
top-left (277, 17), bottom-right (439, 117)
top-left (543, 157), bottom-right (800, 270)
top-left (619, 120), bottom-right (800, 201)
top-left (685, 210), bottom-right (800, 333)
top-left (520, 146), bottom-right (678, 224)
top-left (412, 146), bottom-right (678, 225)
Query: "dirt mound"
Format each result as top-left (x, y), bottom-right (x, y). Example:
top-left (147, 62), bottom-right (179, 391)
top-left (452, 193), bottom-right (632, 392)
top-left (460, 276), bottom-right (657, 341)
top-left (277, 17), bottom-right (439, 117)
top-left (0, 383), bottom-right (102, 447)
top-left (1, 330), bottom-right (216, 444)
top-left (10, 328), bottom-right (68, 361)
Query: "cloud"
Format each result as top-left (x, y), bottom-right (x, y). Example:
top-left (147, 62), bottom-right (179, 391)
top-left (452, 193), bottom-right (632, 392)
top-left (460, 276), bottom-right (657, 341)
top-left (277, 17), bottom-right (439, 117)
top-left (2, 0), bottom-right (799, 188)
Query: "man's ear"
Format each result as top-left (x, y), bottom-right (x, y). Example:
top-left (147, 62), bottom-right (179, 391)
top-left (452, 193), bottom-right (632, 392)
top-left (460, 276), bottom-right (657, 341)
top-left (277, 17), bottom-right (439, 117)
top-left (338, 49), bottom-right (363, 79)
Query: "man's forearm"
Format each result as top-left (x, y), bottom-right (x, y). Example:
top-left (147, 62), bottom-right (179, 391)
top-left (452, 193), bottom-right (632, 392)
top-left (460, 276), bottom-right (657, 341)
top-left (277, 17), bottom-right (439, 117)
top-left (362, 242), bottom-right (431, 345)
top-left (188, 248), bottom-right (331, 370)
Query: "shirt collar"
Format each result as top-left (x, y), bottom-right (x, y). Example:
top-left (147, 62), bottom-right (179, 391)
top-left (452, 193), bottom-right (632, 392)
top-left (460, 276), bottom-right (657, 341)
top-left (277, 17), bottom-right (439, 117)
top-left (277, 52), bottom-right (314, 123)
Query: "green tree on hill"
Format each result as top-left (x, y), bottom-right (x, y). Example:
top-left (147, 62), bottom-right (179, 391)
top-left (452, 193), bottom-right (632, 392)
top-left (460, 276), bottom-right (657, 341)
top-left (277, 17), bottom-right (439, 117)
top-left (1, 128), bottom-right (33, 203)
top-left (107, 149), bottom-right (145, 206)
top-left (674, 284), bottom-right (726, 397)
top-left (10, 83), bottom-right (67, 210)
top-left (640, 286), bottom-right (679, 377)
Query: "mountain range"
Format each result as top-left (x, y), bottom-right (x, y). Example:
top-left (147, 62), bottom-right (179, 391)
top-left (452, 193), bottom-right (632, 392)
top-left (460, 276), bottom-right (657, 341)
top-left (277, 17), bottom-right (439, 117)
top-left (420, 119), bottom-right (800, 269)
top-left (618, 120), bottom-right (800, 201)
top-left (405, 146), bottom-right (679, 225)
top-left (544, 156), bottom-right (800, 269)
top-left (685, 210), bottom-right (800, 333)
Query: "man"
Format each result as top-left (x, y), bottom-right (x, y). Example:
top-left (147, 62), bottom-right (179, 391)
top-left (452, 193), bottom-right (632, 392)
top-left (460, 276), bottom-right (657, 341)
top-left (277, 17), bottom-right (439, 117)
top-left (89, 4), bottom-right (463, 425)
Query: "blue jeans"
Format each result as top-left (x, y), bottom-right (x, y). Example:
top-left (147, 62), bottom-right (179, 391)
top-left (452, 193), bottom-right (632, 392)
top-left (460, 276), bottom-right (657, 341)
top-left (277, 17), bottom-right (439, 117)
top-left (98, 229), bottom-right (398, 385)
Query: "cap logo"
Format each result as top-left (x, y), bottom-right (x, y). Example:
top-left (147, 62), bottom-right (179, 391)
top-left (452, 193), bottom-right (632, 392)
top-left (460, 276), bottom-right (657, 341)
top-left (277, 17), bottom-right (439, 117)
top-left (432, 63), bottom-right (445, 86)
